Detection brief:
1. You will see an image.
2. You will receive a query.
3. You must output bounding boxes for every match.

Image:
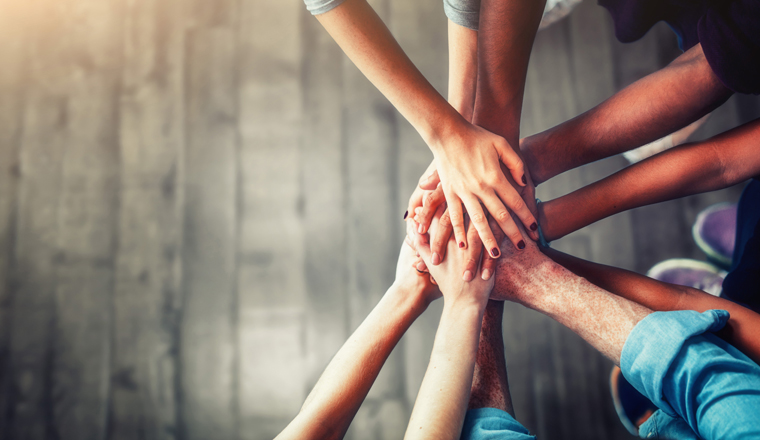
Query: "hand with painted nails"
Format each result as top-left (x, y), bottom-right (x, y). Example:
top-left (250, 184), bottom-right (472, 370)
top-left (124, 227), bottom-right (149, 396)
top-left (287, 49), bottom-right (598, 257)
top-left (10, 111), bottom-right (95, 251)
top-left (425, 122), bottom-right (538, 258)
top-left (415, 161), bottom-right (539, 266)
top-left (410, 206), bottom-right (494, 306)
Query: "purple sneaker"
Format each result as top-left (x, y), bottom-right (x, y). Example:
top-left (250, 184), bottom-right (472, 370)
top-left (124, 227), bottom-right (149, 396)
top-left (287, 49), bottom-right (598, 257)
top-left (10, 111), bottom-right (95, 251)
top-left (692, 203), bottom-right (738, 269)
top-left (647, 259), bottom-right (726, 297)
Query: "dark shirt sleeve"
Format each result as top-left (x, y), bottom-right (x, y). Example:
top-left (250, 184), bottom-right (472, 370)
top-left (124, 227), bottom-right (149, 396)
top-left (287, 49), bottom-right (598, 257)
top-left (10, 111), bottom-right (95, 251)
top-left (698, 1), bottom-right (760, 95)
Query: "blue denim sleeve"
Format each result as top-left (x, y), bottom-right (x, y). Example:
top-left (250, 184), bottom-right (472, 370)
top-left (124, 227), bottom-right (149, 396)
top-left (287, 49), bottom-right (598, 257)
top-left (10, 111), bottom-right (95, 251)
top-left (621, 310), bottom-right (760, 440)
top-left (461, 408), bottom-right (536, 440)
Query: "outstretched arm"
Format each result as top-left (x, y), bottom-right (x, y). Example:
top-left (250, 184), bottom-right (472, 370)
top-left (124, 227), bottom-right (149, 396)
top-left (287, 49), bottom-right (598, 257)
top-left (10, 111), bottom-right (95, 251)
top-left (541, 246), bottom-right (760, 365)
top-left (521, 43), bottom-right (733, 185)
top-left (538, 117), bottom-right (760, 241)
top-left (315, 0), bottom-right (537, 252)
top-left (276, 240), bottom-right (439, 440)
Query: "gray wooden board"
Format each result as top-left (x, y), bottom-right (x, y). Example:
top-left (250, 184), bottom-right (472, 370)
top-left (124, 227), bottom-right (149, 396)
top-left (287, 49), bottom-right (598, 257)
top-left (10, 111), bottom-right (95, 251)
top-left (236, 0), bottom-right (309, 438)
top-left (110, 0), bottom-right (185, 437)
top-left (181, 27), bottom-right (239, 440)
top-left (0, 1), bottom-right (27, 434)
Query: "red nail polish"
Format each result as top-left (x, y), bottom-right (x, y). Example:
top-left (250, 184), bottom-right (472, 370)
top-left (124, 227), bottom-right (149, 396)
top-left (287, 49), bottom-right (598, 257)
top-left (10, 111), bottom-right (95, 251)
top-left (522, 175), bottom-right (527, 185)
top-left (404, 211), bottom-right (408, 220)
top-left (491, 248), bottom-right (499, 258)
top-left (518, 240), bottom-right (525, 250)
top-left (530, 222), bottom-right (538, 231)
top-left (459, 242), bottom-right (465, 248)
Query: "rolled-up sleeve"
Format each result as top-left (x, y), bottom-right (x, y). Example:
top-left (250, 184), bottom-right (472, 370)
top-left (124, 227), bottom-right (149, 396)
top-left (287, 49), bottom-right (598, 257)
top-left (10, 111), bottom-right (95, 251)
top-left (444, 0), bottom-right (481, 30)
top-left (304, 0), bottom-right (348, 15)
top-left (621, 310), bottom-right (760, 440)
top-left (698, 1), bottom-right (760, 95)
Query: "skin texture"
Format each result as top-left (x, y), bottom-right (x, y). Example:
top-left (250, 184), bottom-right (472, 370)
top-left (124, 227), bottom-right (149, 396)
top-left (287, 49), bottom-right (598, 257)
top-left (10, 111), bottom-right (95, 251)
top-left (275, 241), bottom-right (439, 440)
top-left (521, 43), bottom-right (732, 185)
top-left (538, 116), bottom-right (760, 241)
top-left (316, 0), bottom-right (536, 253)
top-left (406, 212), bottom-right (494, 440)
top-left (542, 247), bottom-right (760, 365)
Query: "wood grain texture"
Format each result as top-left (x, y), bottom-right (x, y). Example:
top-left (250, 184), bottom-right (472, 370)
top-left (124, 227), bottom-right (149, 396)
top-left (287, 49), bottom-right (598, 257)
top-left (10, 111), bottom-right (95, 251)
top-left (110, 0), bottom-right (185, 438)
top-left (181, 27), bottom-right (239, 440)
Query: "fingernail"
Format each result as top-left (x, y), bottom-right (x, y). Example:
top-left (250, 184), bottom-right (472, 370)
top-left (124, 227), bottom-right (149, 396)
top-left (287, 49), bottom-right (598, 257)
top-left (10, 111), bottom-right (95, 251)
top-left (416, 262), bottom-right (426, 272)
top-left (482, 269), bottom-right (492, 280)
top-left (491, 248), bottom-right (500, 258)
top-left (518, 240), bottom-right (526, 250)
top-left (463, 270), bottom-right (474, 281)
top-left (530, 222), bottom-right (538, 231)
top-left (432, 252), bottom-right (441, 265)
top-left (459, 242), bottom-right (465, 248)
top-left (418, 223), bottom-right (424, 234)
top-left (522, 175), bottom-right (527, 185)
top-left (404, 211), bottom-right (408, 220)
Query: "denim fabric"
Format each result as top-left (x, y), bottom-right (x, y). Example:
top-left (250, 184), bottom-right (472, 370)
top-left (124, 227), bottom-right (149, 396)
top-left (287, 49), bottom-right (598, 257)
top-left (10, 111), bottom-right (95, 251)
top-left (622, 310), bottom-right (760, 440)
top-left (638, 410), bottom-right (700, 440)
top-left (460, 408), bottom-right (536, 440)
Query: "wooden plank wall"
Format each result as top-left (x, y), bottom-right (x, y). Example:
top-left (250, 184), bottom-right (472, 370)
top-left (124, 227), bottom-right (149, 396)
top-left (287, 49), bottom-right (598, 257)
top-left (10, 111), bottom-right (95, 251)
top-left (0, 0), bottom-right (757, 439)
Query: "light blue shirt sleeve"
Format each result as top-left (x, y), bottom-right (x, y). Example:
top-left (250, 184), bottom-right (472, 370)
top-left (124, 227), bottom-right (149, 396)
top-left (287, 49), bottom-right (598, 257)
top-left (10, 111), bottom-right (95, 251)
top-left (461, 408), bottom-right (536, 440)
top-left (303, 0), bottom-right (347, 15)
top-left (621, 310), bottom-right (760, 440)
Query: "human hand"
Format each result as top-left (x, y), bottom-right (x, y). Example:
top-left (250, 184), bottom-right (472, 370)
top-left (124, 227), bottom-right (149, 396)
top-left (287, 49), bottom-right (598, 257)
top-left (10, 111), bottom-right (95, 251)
top-left (416, 162), bottom-right (539, 267)
top-left (411, 207), bottom-right (494, 306)
top-left (429, 120), bottom-right (538, 255)
top-left (395, 221), bottom-right (442, 307)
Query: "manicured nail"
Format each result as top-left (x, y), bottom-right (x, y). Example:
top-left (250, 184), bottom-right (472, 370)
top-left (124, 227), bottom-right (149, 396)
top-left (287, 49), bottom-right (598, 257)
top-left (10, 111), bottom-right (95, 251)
top-left (463, 270), bottom-right (474, 282)
top-left (432, 252), bottom-right (441, 265)
top-left (459, 241), bottom-right (465, 248)
top-left (530, 222), bottom-right (538, 231)
top-left (522, 175), bottom-right (527, 185)
top-left (491, 248), bottom-right (500, 258)
top-left (482, 269), bottom-right (492, 280)
top-left (518, 240), bottom-right (526, 250)
top-left (404, 211), bottom-right (408, 220)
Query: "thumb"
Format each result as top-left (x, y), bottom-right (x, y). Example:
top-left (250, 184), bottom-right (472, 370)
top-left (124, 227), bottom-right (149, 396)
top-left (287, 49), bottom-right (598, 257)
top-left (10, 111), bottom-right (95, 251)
top-left (419, 169), bottom-right (440, 190)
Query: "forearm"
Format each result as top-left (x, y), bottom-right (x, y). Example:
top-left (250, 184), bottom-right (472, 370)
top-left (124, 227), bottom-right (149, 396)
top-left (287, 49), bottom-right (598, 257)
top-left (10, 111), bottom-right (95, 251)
top-left (277, 284), bottom-right (427, 440)
top-left (513, 260), bottom-right (650, 364)
top-left (523, 43), bottom-right (733, 184)
top-left (406, 298), bottom-right (486, 440)
top-left (447, 20), bottom-right (478, 122)
top-left (317, 0), bottom-right (464, 150)
top-left (540, 117), bottom-right (760, 241)
top-left (472, 0), bottom-right (545, 147)
top-left (542, 247), bottom-right (760, 365)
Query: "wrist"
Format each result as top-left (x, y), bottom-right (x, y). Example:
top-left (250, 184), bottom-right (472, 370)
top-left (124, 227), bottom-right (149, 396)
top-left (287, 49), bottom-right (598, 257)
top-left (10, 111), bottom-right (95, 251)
top-left (513, 260), bottom-right (576, 309)
top-left (388, 282), bottom-right (431, 316)
top-left (420, 106), bottom-right (467, 155)
top-left (443, 292), bottom-right (489, 316)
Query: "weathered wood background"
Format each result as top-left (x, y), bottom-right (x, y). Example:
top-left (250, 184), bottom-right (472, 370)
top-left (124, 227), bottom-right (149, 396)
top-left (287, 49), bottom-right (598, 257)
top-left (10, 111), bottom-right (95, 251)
top-left (0, 0), bottom-right (756, 439)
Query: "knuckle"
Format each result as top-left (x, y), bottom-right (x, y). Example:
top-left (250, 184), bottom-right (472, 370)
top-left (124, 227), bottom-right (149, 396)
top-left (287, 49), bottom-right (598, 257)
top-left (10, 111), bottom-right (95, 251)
top-left (494, 210), bottom-right (511, 223)
top-left (510, 196), bottom-right (525, 212)
top-left (470, 212), bottom-right (486, 224)
top-left (509, 231), bottom-right (523, 243)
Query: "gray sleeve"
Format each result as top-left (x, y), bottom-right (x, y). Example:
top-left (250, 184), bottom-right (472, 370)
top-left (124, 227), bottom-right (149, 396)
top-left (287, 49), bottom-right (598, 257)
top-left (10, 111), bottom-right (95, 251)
top-left (304, 0), bottom-right (348, 15)
top-left (444, 0), bottom-right (481, 30)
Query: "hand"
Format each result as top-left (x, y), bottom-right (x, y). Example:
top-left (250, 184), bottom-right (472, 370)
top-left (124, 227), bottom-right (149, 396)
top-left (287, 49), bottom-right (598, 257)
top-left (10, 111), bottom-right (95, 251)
top-left (417, 163), bottom-right (539, 266)
top-left (396, 221), bottom-right (442, 307)
top-left (429, 120), bottom-right (537, 255)
top-left (411, 207), bottom-right (494, 306)
top-left (487, 216), bottom-right (552, 302)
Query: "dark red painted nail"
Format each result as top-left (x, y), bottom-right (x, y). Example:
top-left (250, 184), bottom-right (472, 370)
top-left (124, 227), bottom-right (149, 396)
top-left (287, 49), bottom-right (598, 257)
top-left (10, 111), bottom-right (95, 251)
top-left (491, 248), bottom-right (500, 258)
top-left (522, 175), bottom-right (527, 185)
top-left (404, 211), bottom-right (408, 220)
top-left (459, 242), bottom-right (465, 248)
top-left (530, 222), bottom-right (538, 231)
top-left (518, 240), bottom-right (526, 250)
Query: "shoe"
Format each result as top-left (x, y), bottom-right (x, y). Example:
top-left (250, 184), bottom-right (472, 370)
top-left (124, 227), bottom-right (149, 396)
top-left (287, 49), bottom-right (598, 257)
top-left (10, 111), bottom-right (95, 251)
top-left (647, 259), bottom-right (726, 297)
top-left (692, 203), bottom-right (738, 269)
top-left (610, 366), bottom-right (658, 436)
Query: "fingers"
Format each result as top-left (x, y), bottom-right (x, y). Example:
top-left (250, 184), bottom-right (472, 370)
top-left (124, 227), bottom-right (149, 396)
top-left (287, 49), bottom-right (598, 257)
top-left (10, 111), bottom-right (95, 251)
top-left (430, 208), bottom-right (455, 266)
top-left (418, 168), bottom-right (440, 191)
top-left (405, 185), bottom-right (424, 221)
top-left (462, 217), bottom-right (483, 281)
top-left (460, 195), bottom-right (501, 259)
top-left (484, 181), bottom-right (533, 249)
top-left (417, 184), bottom-right (445, 234)
top-left (481, 249), bottom-right (497, 281)
top-left (494, 138), bottom-right (526, 187)
top-left (443, 189), bottom-right (468, 251)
